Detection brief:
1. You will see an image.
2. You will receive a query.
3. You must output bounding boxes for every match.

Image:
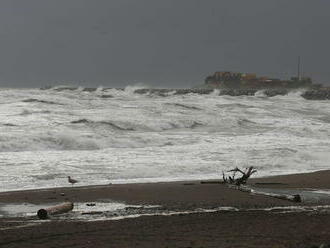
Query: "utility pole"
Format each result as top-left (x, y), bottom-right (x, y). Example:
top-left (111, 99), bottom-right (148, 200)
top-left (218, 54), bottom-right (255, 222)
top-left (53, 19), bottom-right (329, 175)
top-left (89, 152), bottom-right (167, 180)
top-left (297, 56), bottom-right (301, 81)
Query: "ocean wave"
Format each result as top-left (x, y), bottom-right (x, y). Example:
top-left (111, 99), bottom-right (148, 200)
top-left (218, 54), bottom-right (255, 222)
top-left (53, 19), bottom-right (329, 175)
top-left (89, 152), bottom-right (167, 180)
top-left (1, 123), bottom-right (17, 127)
top-left (190, 121), bottom-right (203, 128)
top-left (0, 132), bottom-right (101, 152)
top-left (124, 83), bottom-right (150, 94)
top-left (0, 88), bottom-right (329, 192)
top-left (162, 121), bottom-right (204, 130)
top-left (22, 98), bottom-right (62, 105)
top-left (69, 118), bottom-right (206, 132)
top-left (216, 103), bottom-right (253, 109)
top-left (165, 103), bottom-right (202, 110)
top-left (254, 90), bottom-right (267, 97)
top-left (19, 109), bottom-right (51, 115)
top-left (266, 89), bottom-right (306, 100)
top-left (70, 119), bottom-right (135, 131)
top-left (98, 94), bottom-right (113, 99)
top-left (0, 129), bottom-right (194, 152)
top-left (237, 118), bottom-right (258, 127)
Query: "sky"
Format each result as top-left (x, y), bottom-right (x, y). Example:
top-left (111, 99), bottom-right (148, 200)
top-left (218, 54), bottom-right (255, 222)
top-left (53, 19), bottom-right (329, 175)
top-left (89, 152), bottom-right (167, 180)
top-left (0, 0), bottom-right (329, 88)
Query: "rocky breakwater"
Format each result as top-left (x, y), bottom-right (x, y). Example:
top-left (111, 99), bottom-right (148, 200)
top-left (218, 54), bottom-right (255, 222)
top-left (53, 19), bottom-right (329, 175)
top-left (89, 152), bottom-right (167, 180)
top-left (134, 88), bottom-right (286, 97)
top-left (301, 88), bottom-right (330, 100)
top-left (134, 88), bottom-right (330, 100)
top-left (40, 86), bottom-right (330, 100)
top-left (133, 88), bottom-right (214, 96)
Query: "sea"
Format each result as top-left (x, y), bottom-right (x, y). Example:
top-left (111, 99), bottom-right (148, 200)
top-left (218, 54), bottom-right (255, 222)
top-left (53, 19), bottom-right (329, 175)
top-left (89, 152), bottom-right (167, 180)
top-left (0, 86), bottom-right (329, 192)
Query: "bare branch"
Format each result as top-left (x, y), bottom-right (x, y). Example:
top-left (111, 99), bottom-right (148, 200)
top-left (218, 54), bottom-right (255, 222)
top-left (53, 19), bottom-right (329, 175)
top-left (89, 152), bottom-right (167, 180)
top-left (223, 166), bottom-right (257, 186)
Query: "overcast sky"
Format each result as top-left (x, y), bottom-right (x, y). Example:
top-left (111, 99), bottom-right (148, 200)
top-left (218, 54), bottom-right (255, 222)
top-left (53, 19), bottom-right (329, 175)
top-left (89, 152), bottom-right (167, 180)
top-left (0, 0), bottom-right (329, 88)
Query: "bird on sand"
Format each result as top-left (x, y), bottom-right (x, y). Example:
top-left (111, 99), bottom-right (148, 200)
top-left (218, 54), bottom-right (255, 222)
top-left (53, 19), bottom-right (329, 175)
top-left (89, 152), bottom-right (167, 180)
top-left (68, 176), bottom-right (78, 186)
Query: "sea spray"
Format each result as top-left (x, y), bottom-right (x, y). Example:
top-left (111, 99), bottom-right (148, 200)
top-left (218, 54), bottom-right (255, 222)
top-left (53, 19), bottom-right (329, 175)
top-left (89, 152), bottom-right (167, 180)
top-left (0, 88), bottom-right (329, 192)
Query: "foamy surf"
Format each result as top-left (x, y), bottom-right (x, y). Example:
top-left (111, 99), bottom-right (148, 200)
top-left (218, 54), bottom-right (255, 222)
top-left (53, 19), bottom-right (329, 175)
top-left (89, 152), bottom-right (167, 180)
top-left (0, 87), bottom-right (329, 192)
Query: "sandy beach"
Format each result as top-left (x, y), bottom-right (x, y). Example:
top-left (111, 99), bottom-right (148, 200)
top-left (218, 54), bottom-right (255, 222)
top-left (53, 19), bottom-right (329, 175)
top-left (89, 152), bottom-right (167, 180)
top-left (1, 170), bottom-right (330, 247)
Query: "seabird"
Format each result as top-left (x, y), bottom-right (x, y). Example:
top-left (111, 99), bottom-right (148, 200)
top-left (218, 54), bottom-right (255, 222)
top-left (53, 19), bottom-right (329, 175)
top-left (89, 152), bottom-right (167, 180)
top-left (68, 176), bottom-right (78, 186)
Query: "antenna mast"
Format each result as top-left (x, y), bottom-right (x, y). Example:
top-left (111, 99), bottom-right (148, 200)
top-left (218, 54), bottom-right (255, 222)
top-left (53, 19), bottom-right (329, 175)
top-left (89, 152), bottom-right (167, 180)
top-left (297, 56), bottom-right (301, 81)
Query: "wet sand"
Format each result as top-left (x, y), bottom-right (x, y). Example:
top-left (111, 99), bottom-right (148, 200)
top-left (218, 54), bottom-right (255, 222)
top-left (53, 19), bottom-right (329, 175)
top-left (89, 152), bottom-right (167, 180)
top-left (1, 170), bottom-right (330, 247)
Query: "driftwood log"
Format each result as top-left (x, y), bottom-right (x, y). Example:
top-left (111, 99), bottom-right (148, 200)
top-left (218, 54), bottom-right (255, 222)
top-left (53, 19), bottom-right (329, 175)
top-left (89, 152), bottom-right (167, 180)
top-left (232, 185), bottom-right (302, 203)
top-left (223, 167), bottom-right (302, 203)
top-left (37, 202), bottom-right (74, 219)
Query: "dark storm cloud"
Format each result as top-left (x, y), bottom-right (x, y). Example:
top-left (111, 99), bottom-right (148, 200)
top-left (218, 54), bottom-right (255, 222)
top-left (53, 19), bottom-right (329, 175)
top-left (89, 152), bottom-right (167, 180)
top-left (0, 0), bottom-right (329, 88)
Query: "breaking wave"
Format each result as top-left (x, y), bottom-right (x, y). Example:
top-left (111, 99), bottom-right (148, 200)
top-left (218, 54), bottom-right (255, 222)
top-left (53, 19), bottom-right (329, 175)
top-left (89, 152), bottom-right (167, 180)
top-left (165, 103), bottom-right (202, 110)
top-left (20, 109), bottom-right (52, 115)
top-left (0, 87), bottom-right (329, 191)
top-left (22, 98), bottom-right (62, 105)
top-left (71, 119), bottom-right (135, 131)
top-left (0, 130), bottom-right (196, 152)
top-left (0, 132), bottom-right (100, 152)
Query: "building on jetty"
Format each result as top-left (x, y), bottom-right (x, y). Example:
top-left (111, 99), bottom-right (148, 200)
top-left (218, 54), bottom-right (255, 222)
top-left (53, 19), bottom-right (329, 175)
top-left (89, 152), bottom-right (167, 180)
top-left (204, 71), bottom-right (320, 89)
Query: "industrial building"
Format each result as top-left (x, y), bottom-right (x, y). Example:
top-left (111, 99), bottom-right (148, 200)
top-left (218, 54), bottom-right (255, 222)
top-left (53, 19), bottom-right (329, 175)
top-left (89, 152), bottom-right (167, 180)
top-left (204, 71), bottom-right (315, 89)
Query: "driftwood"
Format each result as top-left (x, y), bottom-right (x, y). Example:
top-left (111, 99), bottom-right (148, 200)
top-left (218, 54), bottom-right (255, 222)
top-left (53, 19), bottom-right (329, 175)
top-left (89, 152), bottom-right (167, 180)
top-left (232, 185), bottom-right (302, 202)
top-left (222, 166), bottom-right (257, 186)
top-left (81, 211), bottom-right (103, 215)
top-left (37, 202), bottom-right (74, 219)
top-left (250, 187), bottom-right (301, 202)
top-left (200, 181), bottom-right (224, 184)
top-left (273, 193), bottom-right (302, 202)
top-left (223, 167), bottom-right (301, 203)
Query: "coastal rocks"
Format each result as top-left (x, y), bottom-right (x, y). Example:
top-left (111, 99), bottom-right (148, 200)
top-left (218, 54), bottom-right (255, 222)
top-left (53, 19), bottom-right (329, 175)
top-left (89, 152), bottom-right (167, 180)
top-left (263, 89), bottom-right (288, 97)
top-left (40, 86), bottom-right (330, 100)
top-left (134, 88), bottom-right (330, 100)
top-left (302, 89), bottom-right (330, 100)
top-left (133, 88), bottom-right (283, 97)
top-left (134, 88), bottom-right (215, 96)
top-left (175, 89), bottom-right (214, 95)
top-left (219, 89), bottom-right (257, 96)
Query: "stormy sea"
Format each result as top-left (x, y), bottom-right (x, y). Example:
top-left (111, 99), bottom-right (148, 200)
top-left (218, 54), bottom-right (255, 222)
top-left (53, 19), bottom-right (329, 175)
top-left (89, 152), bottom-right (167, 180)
top-left (0, 86), bottom-right (329, 192)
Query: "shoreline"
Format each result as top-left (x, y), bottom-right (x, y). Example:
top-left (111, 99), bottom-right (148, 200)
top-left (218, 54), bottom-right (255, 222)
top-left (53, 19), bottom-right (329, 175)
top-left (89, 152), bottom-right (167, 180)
top-left (1, 170), bottom-right (330, 247)
top-left (1, 169), bottom-right (330, 197)
top-left (1, 170), bottom-right (330, 213)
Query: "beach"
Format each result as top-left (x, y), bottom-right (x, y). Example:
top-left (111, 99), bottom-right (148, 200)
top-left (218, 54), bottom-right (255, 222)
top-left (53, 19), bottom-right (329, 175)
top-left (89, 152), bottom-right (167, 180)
top-left (0, 1), bottom-right (330, 247)
top-left (1, 170), bottom-right (330, 247)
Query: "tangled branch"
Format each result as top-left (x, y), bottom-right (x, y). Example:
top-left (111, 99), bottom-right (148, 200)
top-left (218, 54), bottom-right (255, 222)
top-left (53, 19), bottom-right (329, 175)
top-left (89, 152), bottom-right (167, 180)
top-left (222, 166), bottom-right (257, 186)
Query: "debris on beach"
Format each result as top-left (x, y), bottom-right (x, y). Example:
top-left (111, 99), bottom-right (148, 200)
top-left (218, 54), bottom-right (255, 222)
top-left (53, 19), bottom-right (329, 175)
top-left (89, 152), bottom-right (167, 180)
top-left (222, 167), bottom-right (302, 203)
top-left (86, 203), bottom-right (96, 207)
top-left (222, 166), bottom-right (257, 186)
top-left (37, 202), bottom-right (74, 219)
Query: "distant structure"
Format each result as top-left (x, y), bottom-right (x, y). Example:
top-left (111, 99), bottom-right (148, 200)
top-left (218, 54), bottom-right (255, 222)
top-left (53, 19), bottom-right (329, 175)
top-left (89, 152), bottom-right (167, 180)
top-left (204, 71), bottom-right (320, 89)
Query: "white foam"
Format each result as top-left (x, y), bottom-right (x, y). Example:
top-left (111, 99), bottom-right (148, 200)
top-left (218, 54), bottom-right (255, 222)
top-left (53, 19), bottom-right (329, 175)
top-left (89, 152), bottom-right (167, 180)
top-left (0, 88), bottom-right (329, 192)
